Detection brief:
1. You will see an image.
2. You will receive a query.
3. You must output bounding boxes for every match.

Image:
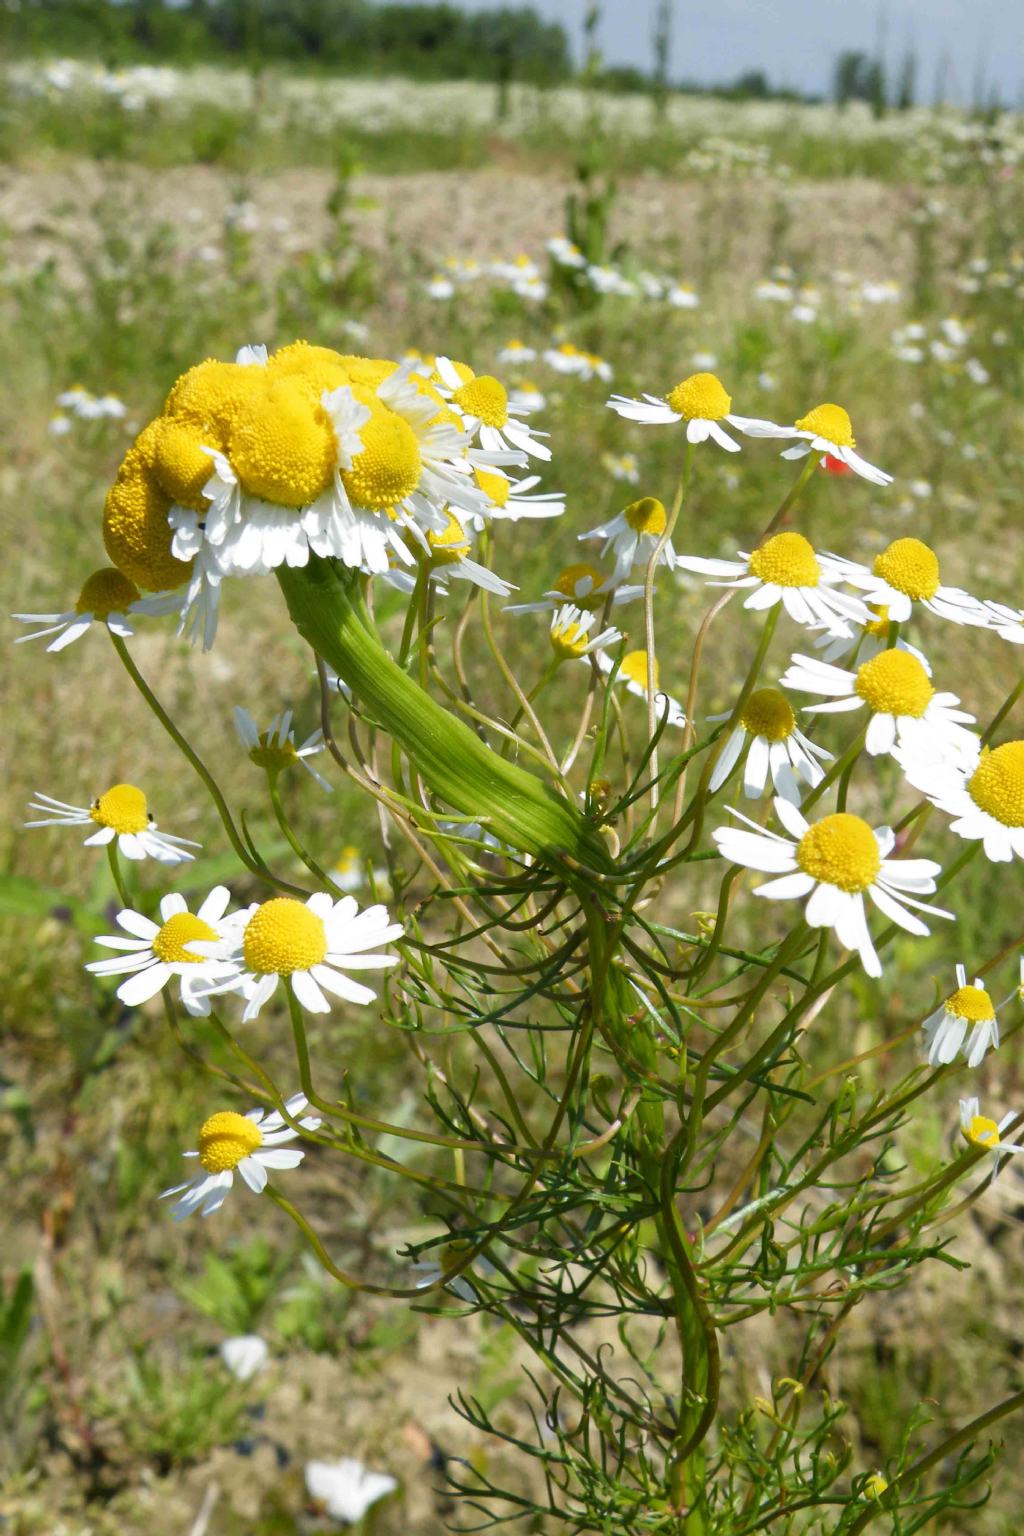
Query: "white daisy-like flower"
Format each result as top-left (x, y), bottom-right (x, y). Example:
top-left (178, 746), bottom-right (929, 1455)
top-left (600, 451), bottom-right (640, 484)
top-left (26, 782), bottom-right (199, 864)
top-left (823, 537), bottom-right (989, 628)
top-left (457, 466), bottom-right (564, 527)
top-left (433, 356), bottom-right (551, 462)
top-left (546, 236), bottom-right (587, 269)
top-left (548, 603), bottom-right (622, 662)
top-left (607, 371), bottom-right (779, 452)
top-left (509, 381), bottom-right (547, 412)
top-left (741, 402), bottom-right (892, 485)
top-left (596, 649), bottom-right (686, 728)
top-left (161, 1093), bottom-right (320, 1219)
top-left (778, 648), bottom-right (978, 765)
top-left (712, 799), bottom-right (951, 978)
top-left (332, 845), bottom-right (365, 893)
top-left (497, 339), bottom-right (538, 365)
top-left (234, 706), bottom-right (331, 791)
top-left (305, 1458), bottom-right (398, 1523)
top-left (959, 1097), bottom-right (1024, 1167)
top-left (898, 739), bottom-right (1024, 862)
top-left (219, 1334), bottom-right (269, 1382)
top-left (226, 892), bottom-right (403, 1021)
top-left (505, 561), bottom-right (642, 617)
top-left (708, 687), bottom-right (831, 803)
top-left (380, 510), bottom-right (515, 597)
top-left (811, 603), bottom-right (930, 667)
top-left (923, 965), bottom-right (999, 1068)
top-left (13, 567), bottom-right (178, 653)
top-left (578, 496), bottom-right (677, 583)
top-left (425, 274), bottom-right (455, 300)
top-left (675, 532), bottom-right (870, 636)
top-left (86, 887), bottom-right (243, 1014)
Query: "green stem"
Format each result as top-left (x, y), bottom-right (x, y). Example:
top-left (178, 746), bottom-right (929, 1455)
top-left (757, 452), bottom-right (817, 542)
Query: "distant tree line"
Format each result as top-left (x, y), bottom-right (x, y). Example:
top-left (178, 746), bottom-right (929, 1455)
top-left (2, 0), bottom-right (572, 84)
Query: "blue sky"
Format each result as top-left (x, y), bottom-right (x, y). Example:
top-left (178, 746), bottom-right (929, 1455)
top-left (451, 0), bottom-right (1024, 104)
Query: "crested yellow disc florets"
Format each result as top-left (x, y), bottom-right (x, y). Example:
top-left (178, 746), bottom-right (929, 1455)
top-left (962, 1113), bottom-right (1001, 1150)
top-left (90, 783), bottom-right (150, 835)
top-left (147, 416), bottom-right (221, 511)
top-left (967, 742), bottom-right (1024, 827)
top-left (873, 538), bottom-right (940, 602)
top-left (231, 378), bottom-right (336, 508)
top-left (553, 563), bottom-right (604, 611)
top-left (76, 567), bottom-right (140, 618)
top-left (796, 813), bottom-right (881, 893)
top-left (944, 983), bottom-right (995, 1023)
top-left (427, 512), bottom-right (471, 565)
top-left (103, 446), bottom-right (191, 592)
top-left (624, 496), bottom-right (667, 535)
top-left (266, 341), bottom-right (353, 404)
top-left (163, 358), bottom-right (266, 440)
top-left (474, 468), bottom-right (511, 508)
top-left (242, 898), bottom-right (328, 976)
top-left (453, 375), bottom-right (509, 428)
top-left (620, 650), bottom-right (659, 692)
top-left (854, 649), bottom-right (933, 718)
top-left (741, 688), bottom-right (796, 742)
top-left (152, 912), bottom-right (220, 965)
top-left (748, 532), bottom-right (820, 589)
top-left (665, 372), bottom-right (732, 421)
top-left (198, 1110), bottom-right (263, 1173)
top-left (341, 402), bottom-right (422, 511)
top-left (794, 403), bottom-right (855, 447)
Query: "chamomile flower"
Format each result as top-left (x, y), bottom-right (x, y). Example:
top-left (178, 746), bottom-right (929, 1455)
top-left (458, 467), bottom-right (564, 526)
top-left (305, 1459), bottom-right (398, 1524)
top-left (923, 965), bottom-right (999, 1068)
top-left (86, 888), bottom-right (243, 1014)
top-left (505, 562), bottom-right (642, 617)
top-left (497, 339), bottom-right (538, 365)
top-left (959, 1097), bottom-right (1024, 1166)
top-left (13, 567), bottom-right (178, 652)
top-left (825, 538), bottom-right (988, 627)
top-left (607, 371), bottom-right (778, 451)
top-left (433, 356), bottom-right (551, 462)
top-left (600, 451), bottom-right (640, 484)
top-left (779, 649), bottom-right (978, 765)
top-left (26, 783), bottom-right (199, 864)
top-left (898, 740), bottom-right (1024, 862)
top-left (812, 604), bottom-right (929, 667)
top-left (509, 381), bottom-right (547, 412)
top-left (675, 532), bottom-right (869, 635)
top-left (415, 510), bottom-right (516, 596)
top-left (228, 893), bottom-right (402, 1021)
top-left (709, 688), bottom-right (831, 802)
top-left (234, 706), bottom-right (330, 791)
top-left (579, 496), bottom-right (677, 582)
top-left (333, 845), bottom-right (365, 893)
top-left (596, 650), bottom-right (686, 728)
top-left (713, 799), bottom-right (951, 978)
top-left (549, 604), bottom-right (622, 662)
top-left (742, 402), bottom-right (892, 484)
top-left (161, 1093), bottom-right (320, 1219)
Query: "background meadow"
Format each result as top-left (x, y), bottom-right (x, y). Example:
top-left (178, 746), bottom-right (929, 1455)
top-left (3, 14), bottom-right (1024, 1533)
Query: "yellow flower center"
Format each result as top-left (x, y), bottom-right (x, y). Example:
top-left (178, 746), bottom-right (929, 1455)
top-left (474, 467), bottom-right (511, 508)
top-left (452, 375), bottom-right (509, 428)
top-left (944, 983), bottom-right (995, 1023)
top-left (242, 898), bottom-right (328, 976)
top-left (872, 538), bottom-right (940, 602)
top-left (249, 733), bottom-right (299, 774)
top-left (103, 446), bottom-right (190, 593)
top-left (335, 844), bottom-right (360, 872)
top-left (152, 912), bottom-right (220, 965)
top-left (747, 532), bottom-right (820, 589)
top-left (266, 340), bottom-right (353, 405)
top-left (794, 403), bottom-right (855, 447)
top-left (75, 567), bottom-right (140, 618)
top-left (740, 688), bottom-right (796, 743)
top-left (198, 1110), bottom-right (263, 1173)
top-left (624, 496), bottom-right (667, 535)
top-left (341, 402), bottom-right (422, 511)
top-left (620, 650), bottom-right (659, 692)
top-left (90, 783), bottom-right (149, 835)
top-left (231, 377), bottom-right (337, 508)
top-left (967, 742), bottom-right (1024, 827)
top-left (796, 813), bottom-right (881, 893)
top-left (665, 372), bottom-right (732, 421)
top-left (148, 416), bottom-right (222, 511)
top-left (863, 603), bottom-right (892, 638)
top-left (427, 511), bottom-right (471, 565)
top-left (854, 649), bottom-right (933, 718)
top-left (553, 563), bottom-right (605, 611)
top-left (962, 1114), bottom-right (1001, 1150)
top-left (550, 615), bottom-right (589, 660)
top-left (163, 358), bottom-right (266, 439)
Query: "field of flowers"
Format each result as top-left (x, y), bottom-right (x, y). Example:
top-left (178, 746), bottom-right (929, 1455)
top-left (2, 58), bottom-right (1024, 1536)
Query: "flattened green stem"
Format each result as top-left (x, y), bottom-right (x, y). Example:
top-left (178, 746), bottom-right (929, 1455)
top-left (277, 559), bottom-right (611, 875)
